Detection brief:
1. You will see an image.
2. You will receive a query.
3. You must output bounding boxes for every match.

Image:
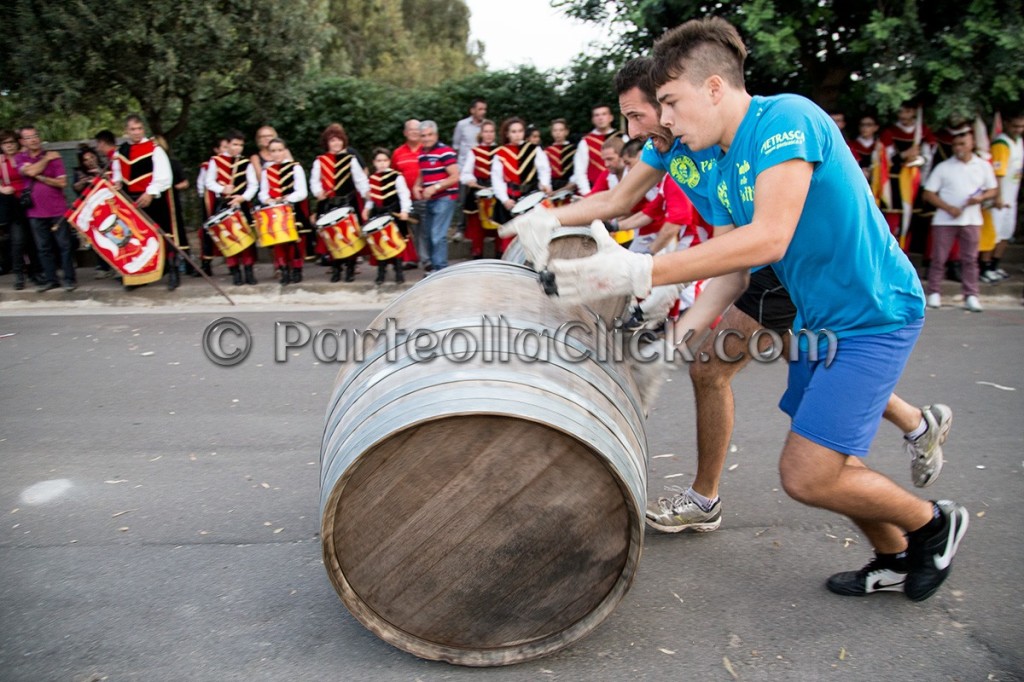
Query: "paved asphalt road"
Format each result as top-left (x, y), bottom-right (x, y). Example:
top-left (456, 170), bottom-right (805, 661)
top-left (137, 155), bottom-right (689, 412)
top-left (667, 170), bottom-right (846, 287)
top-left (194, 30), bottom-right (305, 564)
top-left (1, 305), bottom-right (1022, 681)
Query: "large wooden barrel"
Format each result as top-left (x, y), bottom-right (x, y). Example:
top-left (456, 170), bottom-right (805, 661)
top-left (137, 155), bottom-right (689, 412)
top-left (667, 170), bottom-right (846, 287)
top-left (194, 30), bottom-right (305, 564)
top-left (500, 225), bottom-right (593, 267)
top-left (501, 226), bottom-right (626, 326)
top-left (320, 256), bottom-right (647, 666)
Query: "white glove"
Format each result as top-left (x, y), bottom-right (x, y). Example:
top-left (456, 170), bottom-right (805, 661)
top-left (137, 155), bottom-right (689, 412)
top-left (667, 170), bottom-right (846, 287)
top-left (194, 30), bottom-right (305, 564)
top-left (638, 284), bottom-right (685, 323)
top-left (548, 220), bottom-right (653, 304)
top-left (497, 206), bottom-right (560, 270)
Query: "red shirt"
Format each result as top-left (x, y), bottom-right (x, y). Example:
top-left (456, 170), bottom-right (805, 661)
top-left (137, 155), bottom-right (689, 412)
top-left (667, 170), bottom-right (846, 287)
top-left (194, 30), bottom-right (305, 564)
top-left (391, 143), bottom-right (422, 190)
top-left (642, 177), bottom-right (694, 229)
top-left (0, 156), bottom-right (26, 196)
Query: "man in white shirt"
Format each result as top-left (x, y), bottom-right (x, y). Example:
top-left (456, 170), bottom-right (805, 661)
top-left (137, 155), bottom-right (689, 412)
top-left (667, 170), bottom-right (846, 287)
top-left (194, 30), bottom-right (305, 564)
top-left (452, 98), bottom-right (488, 237)
top-left (922, 128), bottom-right (998, 312)
top-left (572, 104), bottom-right (624, 195)
top-left (452, 98), bottom-right (488, 169)
top-left (111, 115), bottom-right (178, 289)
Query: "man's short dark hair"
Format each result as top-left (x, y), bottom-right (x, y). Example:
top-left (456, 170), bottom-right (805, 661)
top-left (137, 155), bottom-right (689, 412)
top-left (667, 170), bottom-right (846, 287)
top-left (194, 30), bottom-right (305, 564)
top-left (622, 138), bottom-right (644, 158)
top-left (95, 129), bottom-right (116, 146)
top-left (224, 129), bottom-right (245, 143)
top-left (470, 97), bottom-right (486, 108)
top-left (591, 104), bottom-right (613, 115)
top-left (614, 57), bottom-right (657, 107)
top-left (650, 17), bottom-right (747, 89)
top-left (124, 114), bottom-right (145, 127)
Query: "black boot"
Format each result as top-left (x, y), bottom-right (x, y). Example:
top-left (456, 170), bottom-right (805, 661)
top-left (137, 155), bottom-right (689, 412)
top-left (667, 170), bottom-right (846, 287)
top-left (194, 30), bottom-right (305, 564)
top-left (280, 266), bottom-right (290, 285)
top-left (375, 264), bottom-right (386, 284)
top-left (201, 260), bottom-right (213, 277)
top-left (291, 267), bottom-right (303, 283)
top-left (167, 266), bottom-right (180, 291)
top-left (14, 273), bottom-right (25, 290)
top-left (244, 265), bottom-right (257, 285)
top-left (230, 266), bottom-right (242, 286)
top-left (395, 262), bottom-right (404, 284)
top-left (344, 260), bottom-right (355, 283)
top-left (330, 263), bottom-right (341, 283)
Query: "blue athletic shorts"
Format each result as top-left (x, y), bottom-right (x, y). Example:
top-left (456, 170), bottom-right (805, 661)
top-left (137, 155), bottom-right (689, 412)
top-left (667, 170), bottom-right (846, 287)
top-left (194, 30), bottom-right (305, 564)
top-left (779, 317), bottom-right (924, 456)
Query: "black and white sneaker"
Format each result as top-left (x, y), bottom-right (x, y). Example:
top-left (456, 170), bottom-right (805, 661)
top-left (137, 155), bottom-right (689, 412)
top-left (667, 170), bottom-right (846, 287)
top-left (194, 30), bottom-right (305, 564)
top-left (826, 555), bottom-right (907, 596)
top-left (905, 500), bottom-right (969, 602)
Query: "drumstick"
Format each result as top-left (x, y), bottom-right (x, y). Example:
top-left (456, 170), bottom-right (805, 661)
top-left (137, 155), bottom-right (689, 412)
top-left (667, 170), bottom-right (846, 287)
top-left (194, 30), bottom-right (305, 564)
top-left (160, 228), bottom-right (236, 306)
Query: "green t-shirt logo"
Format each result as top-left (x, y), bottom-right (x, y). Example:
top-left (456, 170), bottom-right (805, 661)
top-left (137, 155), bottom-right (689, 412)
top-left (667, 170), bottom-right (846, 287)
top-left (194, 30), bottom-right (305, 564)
top-left (670, 155), bottom-right (700, 189)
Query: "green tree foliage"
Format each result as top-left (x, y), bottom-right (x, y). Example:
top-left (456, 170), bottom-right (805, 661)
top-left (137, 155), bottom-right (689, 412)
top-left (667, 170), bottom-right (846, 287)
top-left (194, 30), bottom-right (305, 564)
top-left (320, 0), bottom-right (481, 88)
top-left (174, 66), bottom-right (592, 168)
top-left (552, 0), bottom-right (1024, 120)
top-left (2, 0), bottom-right (323, 144)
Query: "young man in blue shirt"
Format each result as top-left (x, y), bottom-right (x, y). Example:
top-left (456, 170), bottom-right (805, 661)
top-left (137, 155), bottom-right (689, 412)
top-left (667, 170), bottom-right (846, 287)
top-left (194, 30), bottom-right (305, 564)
top-left (515, 18), bottom-right (968, 601)
top-left (503, 52), bottom-right (952, 543)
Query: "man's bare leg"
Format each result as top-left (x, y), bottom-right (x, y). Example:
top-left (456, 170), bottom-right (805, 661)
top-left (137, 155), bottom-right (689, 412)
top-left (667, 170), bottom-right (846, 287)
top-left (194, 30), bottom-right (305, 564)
top-left (780, 432), bottom-right (968, 600)
top-left (688, 306), bottom-right (763, 499)
top-left (648, 307), bottom-right (950, 532)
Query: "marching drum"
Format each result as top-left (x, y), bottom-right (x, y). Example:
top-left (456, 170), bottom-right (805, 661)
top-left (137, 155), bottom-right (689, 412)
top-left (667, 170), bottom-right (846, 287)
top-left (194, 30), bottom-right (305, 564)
top-left (362, 215), bottom-right (406, 261)
top-left (254, 203), bottom-right (298, 248)
top-left (476, 187), bottom-right (499, 230)
top-left (97, 214), bottom-right (133, 248)
top-left (547, 187), bottom-right (575, 207)
top-left (204, 209), bottom-right (255, 257)
top-left (510, 190), bottom-right (554, 216)
top-left (316, 206), bottom-right (366, 260)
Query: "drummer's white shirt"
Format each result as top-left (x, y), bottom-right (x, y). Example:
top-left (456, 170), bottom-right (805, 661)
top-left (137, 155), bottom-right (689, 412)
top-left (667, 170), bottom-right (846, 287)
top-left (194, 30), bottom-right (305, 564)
top-left (111, 137), bottom-right (172, 197)
top-left (460, 153), bottom-right (489, 185)
top-left (572, 129), bottom-right (627, 196)
top-left (259, 161), bottom-right (308, 204)
top-left (309, 155), bottom-right (369, 200)
top-left (369, 173), bottom-right (413, 215)
top-left (204, 156), bottom-right (258, 202)
top-left (392, 175), bottom-right (413, 214)
top-left (490, 147), bottom-right (552, 204)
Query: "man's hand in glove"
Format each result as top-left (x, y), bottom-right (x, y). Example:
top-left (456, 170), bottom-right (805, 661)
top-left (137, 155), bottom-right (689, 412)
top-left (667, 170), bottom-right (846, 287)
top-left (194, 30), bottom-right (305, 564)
top-left (547, 220), bottom-right (653, 304)
top-left (497, 207), bottom-right (559, 270)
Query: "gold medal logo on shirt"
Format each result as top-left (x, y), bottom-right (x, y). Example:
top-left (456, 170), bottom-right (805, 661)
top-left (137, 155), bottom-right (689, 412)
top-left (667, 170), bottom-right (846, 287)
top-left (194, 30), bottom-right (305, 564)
top-left (670, 155), bottom-right (700, 189)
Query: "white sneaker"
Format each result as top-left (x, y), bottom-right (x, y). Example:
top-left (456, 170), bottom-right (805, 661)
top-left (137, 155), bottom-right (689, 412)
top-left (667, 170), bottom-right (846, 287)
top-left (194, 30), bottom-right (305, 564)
top-left (994, 268), bottom-right (1009, 279)
top-left (926, 293), bottom-right (941, 309)
top-left (964, 295), bottom-right (983, 312)
top-left (905, 404), bottom-right (952, 487)
top-left (645, 486), bottom-right (722, 533)
top-left (980, 270), bottom-right (1001, 284)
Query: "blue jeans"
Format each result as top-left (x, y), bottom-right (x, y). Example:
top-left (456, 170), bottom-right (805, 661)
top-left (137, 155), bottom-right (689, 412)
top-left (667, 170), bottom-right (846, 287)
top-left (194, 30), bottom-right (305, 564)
top-left (31, 216), bottom-right (76, 286)
top-left (423, 197), bottom-right (456, 270)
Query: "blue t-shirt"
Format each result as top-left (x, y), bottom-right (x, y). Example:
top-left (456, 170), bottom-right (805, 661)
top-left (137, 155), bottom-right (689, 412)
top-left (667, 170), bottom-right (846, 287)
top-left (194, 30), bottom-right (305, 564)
top-left (708, 94), bottom-right (924, 340)
top-left (640, 138), bottom-right (719, 223)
